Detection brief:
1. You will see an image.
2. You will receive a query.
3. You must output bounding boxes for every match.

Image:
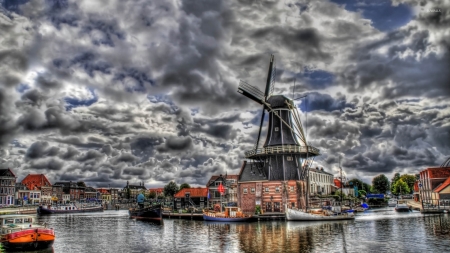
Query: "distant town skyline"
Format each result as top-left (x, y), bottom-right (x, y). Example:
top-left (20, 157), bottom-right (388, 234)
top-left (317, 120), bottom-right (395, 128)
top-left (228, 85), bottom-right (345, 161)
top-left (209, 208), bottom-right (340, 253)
top-left (0, 0), bottom-right (449, 187)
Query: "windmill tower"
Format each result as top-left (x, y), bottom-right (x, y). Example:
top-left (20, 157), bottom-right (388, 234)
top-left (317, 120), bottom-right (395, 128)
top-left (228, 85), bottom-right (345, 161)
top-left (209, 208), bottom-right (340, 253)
top-left (237, 55), bottom-right (320, 182)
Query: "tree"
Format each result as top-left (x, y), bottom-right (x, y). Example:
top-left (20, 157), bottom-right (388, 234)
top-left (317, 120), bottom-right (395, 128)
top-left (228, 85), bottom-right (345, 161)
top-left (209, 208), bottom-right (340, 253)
top-left (372, 174), bottom-right (390, 194)
top-left (148, 191), bottom-right (156, 199)
top-left (179, 183), bottom-right (191, 190)
top-left (363, 183), bottom-right (372, 193)
top-left (358, 190), bottom-right (367, 197)
top-left (390, 173), bottom-right (400, 193)
top-left (348, 179), bottom-right (371, 193)
top-left (77, 181), bottom-right (86, 187)
top-left (164, 181), bottom-right (179, 199)
top-left (392, 179), bottom-right (410, 196)
top-left (400, 174), bottom-right (416, 194)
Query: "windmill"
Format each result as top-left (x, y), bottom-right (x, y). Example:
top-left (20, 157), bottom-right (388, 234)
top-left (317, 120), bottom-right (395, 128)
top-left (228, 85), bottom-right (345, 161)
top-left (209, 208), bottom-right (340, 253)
top-left (237, 54), bottom-right (320, 181)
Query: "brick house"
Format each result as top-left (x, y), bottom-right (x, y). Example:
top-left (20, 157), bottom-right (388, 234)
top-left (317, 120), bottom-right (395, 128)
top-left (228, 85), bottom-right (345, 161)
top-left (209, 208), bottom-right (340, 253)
top-left (173, 188), bottom-right (208, 211)
top-left (0, 168), bottom-right (17, 206)
top-left (53, 182), bottom-right (85, 202)
top-left (206, 174), bottom-right (239, 208)
top-left (238, 161), bottom-right (307, 214)
top-left (148, 188), bottom-right (164, 198)
top-left (419, 166), bottom-right (450, 205)
top-left (21, 174), bottom-right (53, 204)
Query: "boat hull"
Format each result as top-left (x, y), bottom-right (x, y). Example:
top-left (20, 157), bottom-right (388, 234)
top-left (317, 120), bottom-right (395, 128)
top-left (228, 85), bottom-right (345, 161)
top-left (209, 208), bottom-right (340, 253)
top-left (1, 228), bottom-right (55, 251)
top-left (203, 214), bottom-right (252, 222)
top-left (286, 208), bottom-right (355, 221)
top-left (129, 205), bottom-right (162, 221)
top-left (37, 206), bottom-right (104, 214)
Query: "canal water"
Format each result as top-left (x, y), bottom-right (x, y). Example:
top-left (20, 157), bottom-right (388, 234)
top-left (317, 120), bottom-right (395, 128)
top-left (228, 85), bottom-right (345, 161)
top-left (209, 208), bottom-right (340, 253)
top-left (12, 208), bottom-right (450, 253)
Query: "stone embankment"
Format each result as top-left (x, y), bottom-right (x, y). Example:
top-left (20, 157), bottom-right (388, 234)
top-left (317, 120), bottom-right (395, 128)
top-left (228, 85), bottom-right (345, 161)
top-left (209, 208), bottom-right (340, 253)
top-left (0, 206), bottom-right (37, 215)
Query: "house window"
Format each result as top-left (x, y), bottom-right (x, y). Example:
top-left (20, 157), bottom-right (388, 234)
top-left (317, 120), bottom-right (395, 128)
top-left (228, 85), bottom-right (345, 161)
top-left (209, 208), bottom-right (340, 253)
top-left (275, 127), bottom-right (279, 132)
top-left (251, 188), bottom-right (255, 193)
top-left (243, 188), bottom-right (248, 194)
top-left (275, 187), bottom-right (280, 193)
top-left (265, 187), bottom-right (269, 192)
top-left (286, 156), bottom-right (293, 161)
top-left (200, 197), bottom-right (204, 201)
top-left (290, 186), bottom-right (294, 192)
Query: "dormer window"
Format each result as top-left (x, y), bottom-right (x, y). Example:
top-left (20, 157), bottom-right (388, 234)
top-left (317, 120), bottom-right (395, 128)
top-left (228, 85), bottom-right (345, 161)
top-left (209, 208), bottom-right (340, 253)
top-left (275, 127), bottom-right (279, 132)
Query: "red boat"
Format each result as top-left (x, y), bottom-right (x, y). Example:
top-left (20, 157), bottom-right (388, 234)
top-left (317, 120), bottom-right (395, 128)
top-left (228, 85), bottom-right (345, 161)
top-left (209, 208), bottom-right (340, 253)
top-left (0, 215), bottom-right (55, 251)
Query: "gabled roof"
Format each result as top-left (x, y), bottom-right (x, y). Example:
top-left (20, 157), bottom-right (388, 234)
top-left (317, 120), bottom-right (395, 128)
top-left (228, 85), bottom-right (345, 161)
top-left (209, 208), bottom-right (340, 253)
top-left (174, 187), bottom-right (208, 198)
top-left (84, 187), bottom-right (97, 192)
top-left (434, 177), bottom-right (450, 193)
top-left (148, 188), bottom-right (163, 193)
top-left (334, 178), bottom-right (342, 188)
top-left (127, 185), bottom-right (146, 190)
top-left (423, 167), bottom-right (450, 179)
top-left (21, 174), bottom-right (52, 190)
top-left (97, 188), bottom-right (110, 194)
top-left (0, 168), bottom-right (16, 178)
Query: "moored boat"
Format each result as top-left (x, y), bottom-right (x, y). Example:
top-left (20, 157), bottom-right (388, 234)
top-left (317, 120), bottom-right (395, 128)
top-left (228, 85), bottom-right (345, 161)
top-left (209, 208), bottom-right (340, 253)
top-left (394, 200), bottom-right (411, 212)
top-left (203, 206), bottom-right (252, 222)
top-left (388, 198), bottom-right (398, 207)
top-left (38, 203), bottom-right (103, 214)
top-left (0, 215), bottom-right (55, 251)
top-left (129, 204), bottom-right (163, 221)
top-left (285, 205), bottom-right (355, 221)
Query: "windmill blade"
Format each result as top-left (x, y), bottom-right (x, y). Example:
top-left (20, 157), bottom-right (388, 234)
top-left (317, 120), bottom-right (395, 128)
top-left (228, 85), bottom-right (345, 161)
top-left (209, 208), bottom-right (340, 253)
top-left (264, 54), bottom-right (275, 98)
top-left (238, 80), bottom-right (265, 105)
top-left (255, 106), bottom-right (265, 149)
top-left (269, 66), bottom-right (276, 97)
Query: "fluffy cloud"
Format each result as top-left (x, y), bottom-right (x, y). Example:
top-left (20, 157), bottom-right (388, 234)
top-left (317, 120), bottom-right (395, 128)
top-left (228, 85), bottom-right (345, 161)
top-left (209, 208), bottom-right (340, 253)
top-left (0, 0), bottom-right (448, 187)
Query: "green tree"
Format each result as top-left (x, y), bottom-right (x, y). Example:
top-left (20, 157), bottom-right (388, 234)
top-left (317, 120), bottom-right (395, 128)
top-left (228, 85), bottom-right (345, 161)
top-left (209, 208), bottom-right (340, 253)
top-left (77, 181), bottom-right (87, 187)
top-left (164, 181), bottom-right (179, 199)
top-left (148, 191), bottom-right (156, 199)
top-left (372, 174), bottom-right (390, 194)
top-left (358, 190), bottom-right (367, 197)
top-left (179, 183), bottom-right (191, 190)
top-left (347, 179), bottom-right (372, 193)
top-left (392, 179), bottom-right (410, 196)
top-left (400, 174), bottom-right (416, 194)
top-left (390, 173), bottom-right (400, 192)
top-left (363, 183), bottom-right (372, 193)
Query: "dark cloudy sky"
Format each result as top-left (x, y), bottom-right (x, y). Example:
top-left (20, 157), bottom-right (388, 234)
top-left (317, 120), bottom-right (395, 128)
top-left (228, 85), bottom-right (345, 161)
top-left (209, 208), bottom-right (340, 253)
top-left (0, 0), bottom-right (449, 187)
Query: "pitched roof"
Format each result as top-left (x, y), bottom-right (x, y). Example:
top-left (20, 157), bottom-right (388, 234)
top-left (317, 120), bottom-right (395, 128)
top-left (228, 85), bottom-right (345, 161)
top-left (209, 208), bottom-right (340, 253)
top-left (434, 177), bottom-right (450, 193)
top-left (334, 178), bottom-right (342, 188)
top-left (424, 167), bottom-right (450, 179)
top-left (21, 174), bottom-right (52, 190)
top-left (0, 168), bottom-right (16, 178)
top-left (97, 188), bottom-right (110, 194)
top-left (148, 188), bottom-right (163, 193)
top-left (174, 187), bottom-right (208, 198)
top-left (238, 161), bottom-right (268, 182)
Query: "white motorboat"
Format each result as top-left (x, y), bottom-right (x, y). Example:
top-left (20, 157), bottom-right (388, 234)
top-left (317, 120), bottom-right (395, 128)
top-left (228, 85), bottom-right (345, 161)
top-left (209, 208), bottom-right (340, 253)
top-left (388, 199), bottom-right (398, 207)
top-left (394, 200), bottom-right (411, 212)
top-left (285, 205), bottom-right (355, 221)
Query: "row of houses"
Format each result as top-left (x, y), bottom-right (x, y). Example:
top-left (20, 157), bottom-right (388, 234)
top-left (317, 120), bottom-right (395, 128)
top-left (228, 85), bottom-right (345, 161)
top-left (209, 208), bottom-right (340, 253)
top-left (173, 167), bottom-right (354, 212)
top-left (0, 168), bottom-right (160, 206)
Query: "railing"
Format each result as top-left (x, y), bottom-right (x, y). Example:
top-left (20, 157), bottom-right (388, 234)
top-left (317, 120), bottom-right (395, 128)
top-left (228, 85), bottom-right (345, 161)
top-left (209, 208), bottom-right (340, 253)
top-left (245, 145), bottom-right (320, 157)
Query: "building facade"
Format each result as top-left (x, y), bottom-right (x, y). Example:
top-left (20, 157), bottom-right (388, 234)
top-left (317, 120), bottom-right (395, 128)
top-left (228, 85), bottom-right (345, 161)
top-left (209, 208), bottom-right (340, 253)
top-left (419, 166), bottom-right (450, 205)
top-left (0, 169), bottom-right (17, 206)
top-left (173, 188), bottom-right (208, 211)
top-left (123, 181), bottom-right (146, 201)
top-left (206, 174), bottom-right (239, 208)
top-left (21, 174), bottom-right (52, 204)
top-left (309, 167), bottom-right (334, 196)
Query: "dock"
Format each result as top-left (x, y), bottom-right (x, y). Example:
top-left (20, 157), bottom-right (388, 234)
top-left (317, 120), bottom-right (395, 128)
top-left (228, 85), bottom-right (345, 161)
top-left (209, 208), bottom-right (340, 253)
top-left (0, 206), bottom-right (37, 215)
top-left (405, 200), bottom-right (447, 213)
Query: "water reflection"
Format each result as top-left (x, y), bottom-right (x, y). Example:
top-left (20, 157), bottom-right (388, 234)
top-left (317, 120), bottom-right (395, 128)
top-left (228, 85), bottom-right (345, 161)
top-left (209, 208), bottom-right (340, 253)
top-left (5, 210), bottom-right (449, 253)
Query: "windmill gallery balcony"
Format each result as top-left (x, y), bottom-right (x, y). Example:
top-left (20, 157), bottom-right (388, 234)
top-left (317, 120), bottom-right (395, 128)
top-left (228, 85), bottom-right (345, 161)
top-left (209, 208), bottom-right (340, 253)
top-left (245, 145), bottom-right (320, 159)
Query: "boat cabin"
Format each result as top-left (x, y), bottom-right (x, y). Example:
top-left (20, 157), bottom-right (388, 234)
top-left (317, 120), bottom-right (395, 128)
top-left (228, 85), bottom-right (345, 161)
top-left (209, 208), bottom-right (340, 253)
top-left (0, 215), bottom-right (38, 234)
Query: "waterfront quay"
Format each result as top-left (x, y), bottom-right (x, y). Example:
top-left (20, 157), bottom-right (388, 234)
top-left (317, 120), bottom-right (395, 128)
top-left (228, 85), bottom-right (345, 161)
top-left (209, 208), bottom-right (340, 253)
top-left (16, 209), bottom-right (450, 253)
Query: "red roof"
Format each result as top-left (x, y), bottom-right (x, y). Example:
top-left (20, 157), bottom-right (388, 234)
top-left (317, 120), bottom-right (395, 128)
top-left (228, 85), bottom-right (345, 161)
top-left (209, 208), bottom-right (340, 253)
top-left (434, 177), bottom-right (450, 193)
top-left (423, 167), bottom-right (450, 179)
top-left (174, 187), bottom-right (208, 198)
top-left (334, 178), bottom-right (342, 188)
top-left (97, 188), bottom-right (110, 194)
top-left (148, 188), bottom-right (163, 193)
top-left (21, 174), bottom-right (52, 190)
